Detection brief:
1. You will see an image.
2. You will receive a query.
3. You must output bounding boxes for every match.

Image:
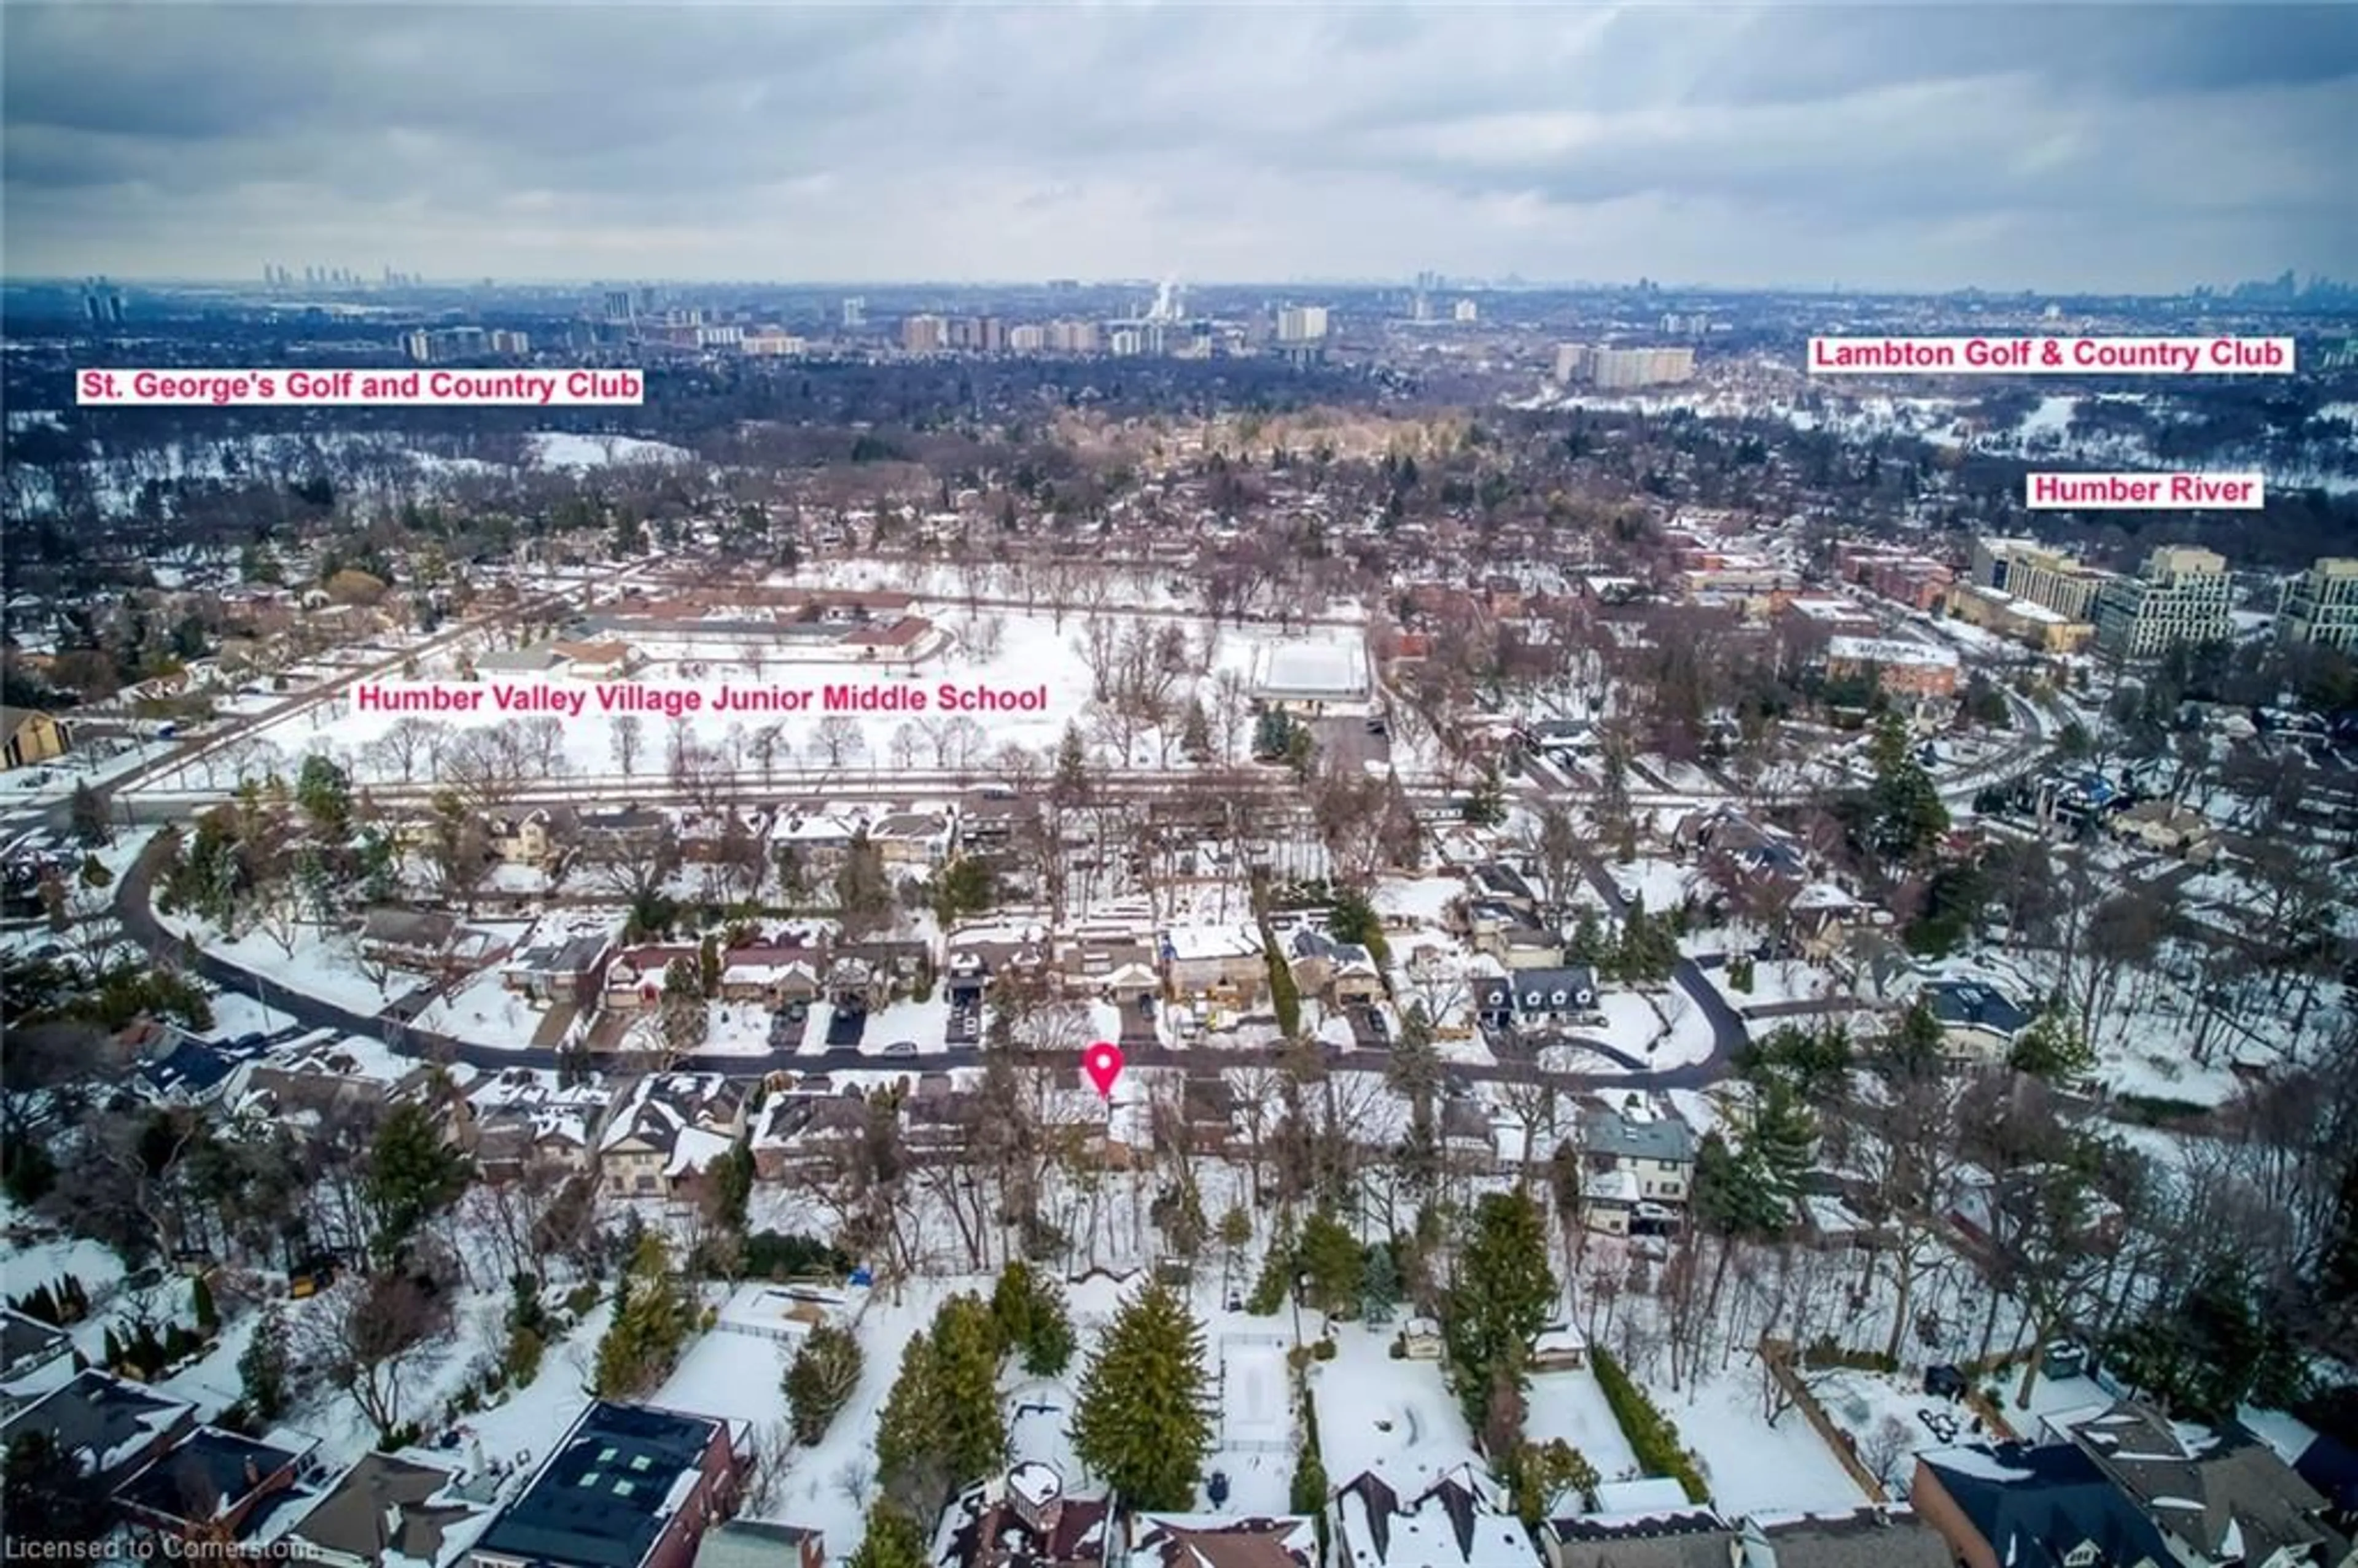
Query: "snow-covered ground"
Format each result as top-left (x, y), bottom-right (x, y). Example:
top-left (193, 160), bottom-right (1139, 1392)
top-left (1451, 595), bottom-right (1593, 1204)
top-left (152, 913), bottom-right (412, 1018)
top-left (138, 606), bottom-right (1362, 793)
top-left (1525, 1367), bottom-right (1642, 1480)
top-left (1648, 1357), bottom-right (1868, 1516)
top-left (1310, 1321), bottom-right (1475, 1493)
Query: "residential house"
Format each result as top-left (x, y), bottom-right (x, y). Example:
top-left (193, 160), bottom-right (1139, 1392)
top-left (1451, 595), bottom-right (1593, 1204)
top-left (2108, 801), bottom-right (2220, 863)
top-left (768, 808), bottom-right (867, 875)
top-left (467, 1402), bottom-right (741, 1568)
top-left (465, 1071), bottom-right (606, 1182)
top-left (486, 807), bottom-right (577, 871)
top-left (551, 640), bottom-right (641, 680)
top-left (1126, 1515), bottom-right (1319, 1568)
top-left (115, 1426), bottom-right (314, 1548)
top-left (1735, 1507), bottom-right (1954, 1568)
top-left (1787, 884), bottom-right (1864, 961)
top-left (717, 941), bottom-right (822, 1006)
top-left (573, 807), bottom-right (674, 862)
top-left (1287, 928), bottom-right (1386, 1005)
top-left (932, 1462), bottom-right (1113, 1568)
top-left (0, 1370), bottom-right (198, 1491)
top-left (696, 1520), bottom-right (825, 1568)
top-left (599, 1074), bottom-right (748, 1203)
top-left (1160, 925), bottom-right (1267, 1005)
top-left (749, 1092), bottom-right (871, 1182)
top-left (604, 945), bottom-right (702, 1011)
top-left (1059, 925), bottom-right (1162, 1006)
top-left (1466, 899), bottom-right (1565, 969)
top-left (504, 931), bottom-right (616, 1007)
top-left (1911, 1442), bottom-right (2173, 1568)
top-left (1332, 1465), bottom-right (1539, 1568)
top-left (239, 1038), bottom-right (442, 1122)
top-left (359, 907), bottom-right (461, 972)
top-left (2045, 1400), bottom-right (2354, 1568)
top-left (1578, 1101), bottom-right (1695, 1236)
top-left (903, 1079), bottom-right (983, 1167)
top-left (1921, 981), bottom-right (2036, 1068)
top-left (0, 1308), bottom-right (76, 1413)
top-left (1474, 967), bottom-right (1600, 1037)
top-left (0, 707), bottom-right (71, 770)
top-left (472, 645), bottom-right (564, 677)
top-left (1544, 1509), bottom-right (1735, 1568)
top-left (286, 1451), bottom-right (495, 1568)
top-left (868, 810), bottom-right (956, 868)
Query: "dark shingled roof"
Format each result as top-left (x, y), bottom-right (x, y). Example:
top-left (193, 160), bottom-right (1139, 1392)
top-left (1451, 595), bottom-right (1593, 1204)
top-left (474, 1403), bottom-right (723, 1568)
top-left (1918, 1442), bottom-right (2172, 1568)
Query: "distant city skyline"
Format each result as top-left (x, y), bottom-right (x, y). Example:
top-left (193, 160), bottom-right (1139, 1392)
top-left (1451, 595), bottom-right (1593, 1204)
top-left (6, 4), bottom-right (2354, 293)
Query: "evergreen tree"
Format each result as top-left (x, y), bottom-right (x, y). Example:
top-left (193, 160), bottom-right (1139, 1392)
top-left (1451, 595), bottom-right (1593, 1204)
top-left (784, 1322), bottom-right (865, 1444)
top-left (1461, 765), bottom-right (1506, 827)
top-left (874, 1337), bottom-right (949, 1516)
top-left (1019, 1279), bottom-right (1076, 1377)
top-left (1072, 1279), bottom-right (1213, 1511)
top-left (1885, 998), bottom-right (1944, 1074)
top-left (364, 1101), bottom-right (471, 1259)
top-left (931, 1295), bottom-right (1008, 1489)
top-left (657, 956), bottom-right (710, 1059)
top-left (1244, 1217), bottom-right (1294, 1315)
top-left (101, 1325), bottom-right (124, 1373)
top-left (1252, 710), bottom-right (1293, 761)
top-left (2009, 1007), bottom-right (2095, 1082)
top-left (1442, 1191), bottom-right (1556, 1430)
top-left (990, 1259), bottom-right (1041, 1356)
top-left (1867, 712), bottom-right (1950, 866)
top-left (1179, 699), bottom-right (1213, 763)
top-left (846, 1504), bottom-right (928, 1568)
top-left (1359, 1243), bottom-right (1401, 1325)
top-left (191, 1274), bottom-right (218, 1332)
top-left (1566, 909), bottom-right (1608, 968)
top-left (1289, 1437), bottom-right (1328, 1515)
top-left (593, 1234), bottom-right (693, 1397)
top-left (709, 1141), bottom-right (753, 1233)
top-left (295, 754), bottom-right (353, 842)
top-left (930, 855), bottom-right (997, 927)
top-left (1297, 1210), bottom-right (1363, 1318)
top-left (1053, 722), bottom-right (1091, 804)
top-left (68, 783), bottom-right (109, 848)
top-left (1747, 1076), bottom-right (1818, 1218)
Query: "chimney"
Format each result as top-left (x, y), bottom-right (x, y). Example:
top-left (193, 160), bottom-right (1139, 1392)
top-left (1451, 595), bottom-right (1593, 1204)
top-left (243, 1456), bottom-right (261, 1491)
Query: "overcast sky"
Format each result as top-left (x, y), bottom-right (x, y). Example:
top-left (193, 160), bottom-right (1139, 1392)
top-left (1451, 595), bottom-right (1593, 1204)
top-left (5, 3), bottom-right (2355, 292)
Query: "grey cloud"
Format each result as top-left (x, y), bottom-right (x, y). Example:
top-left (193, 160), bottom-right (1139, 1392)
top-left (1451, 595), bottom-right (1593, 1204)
top-left (2, 1), bottom-right (2352, 290)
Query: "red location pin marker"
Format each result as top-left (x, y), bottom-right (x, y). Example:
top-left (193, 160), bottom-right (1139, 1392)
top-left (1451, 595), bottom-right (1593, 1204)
top-left (1083, 1041), bottom-right (1124, 1098)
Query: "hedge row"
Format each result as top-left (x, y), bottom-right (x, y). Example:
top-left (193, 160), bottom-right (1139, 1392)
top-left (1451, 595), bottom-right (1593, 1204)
top-left (1589, 1347), bottom-right (1710, 1505)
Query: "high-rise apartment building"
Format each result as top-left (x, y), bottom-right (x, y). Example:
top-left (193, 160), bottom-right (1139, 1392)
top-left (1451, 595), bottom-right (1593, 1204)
top-left (1970, 538), bottom-right (2114, 623)
top-left (1554, 343), bottom-right (1592, 383)
top-left (1277, 305), bottom-right (1330, 343)
top-left (841, 297), bottom-right (866, 329)
top-left (2277, 557), bottom-right (2358, 653)
top-left (1453, 299), bottom-right (1478, 324)
top-left (900, 314), bottom-right (946, 354)
top-left (1589, 346), bottom-right (1696, 389)
top-left (2095, 546), bottom-right (2234, 658)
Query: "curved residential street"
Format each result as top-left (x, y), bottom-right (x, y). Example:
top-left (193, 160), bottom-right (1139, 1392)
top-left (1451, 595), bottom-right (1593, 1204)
top-left (115, 831), bottom-right (1746, 1094)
